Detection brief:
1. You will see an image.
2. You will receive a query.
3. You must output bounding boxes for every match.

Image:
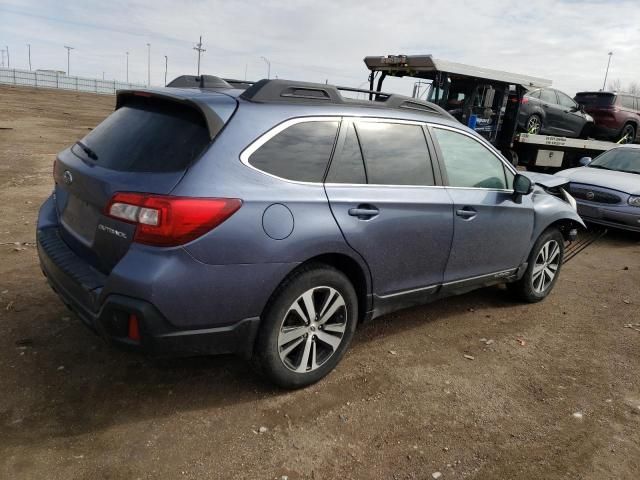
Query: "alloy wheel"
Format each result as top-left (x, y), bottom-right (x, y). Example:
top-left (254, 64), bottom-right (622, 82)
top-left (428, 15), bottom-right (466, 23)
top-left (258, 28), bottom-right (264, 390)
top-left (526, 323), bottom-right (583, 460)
top-left (277, 286), bottom-right (347, 373)
top-left (620, 125), bottom-right (635, 144)
top-left (532, 240), bottom-right (561, 294)
top-left (527, 116), bottom-right (541, 134)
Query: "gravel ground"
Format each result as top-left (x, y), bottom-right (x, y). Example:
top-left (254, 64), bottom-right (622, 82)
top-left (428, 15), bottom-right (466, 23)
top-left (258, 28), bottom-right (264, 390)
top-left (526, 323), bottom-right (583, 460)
top-left (1, 85), bottom-right (639, 480)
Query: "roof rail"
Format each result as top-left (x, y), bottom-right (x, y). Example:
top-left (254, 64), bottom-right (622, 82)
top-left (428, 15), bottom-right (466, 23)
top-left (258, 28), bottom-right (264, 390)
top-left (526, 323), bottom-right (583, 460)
top-left (239, 79), bottom-right (455, 120)
top-left (166, 75), bottom-right (232, 89)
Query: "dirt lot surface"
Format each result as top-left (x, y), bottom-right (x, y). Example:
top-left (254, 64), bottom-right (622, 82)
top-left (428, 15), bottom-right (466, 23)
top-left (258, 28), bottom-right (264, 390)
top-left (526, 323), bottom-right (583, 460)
top-left (1, 85), bottom-right (639, 480)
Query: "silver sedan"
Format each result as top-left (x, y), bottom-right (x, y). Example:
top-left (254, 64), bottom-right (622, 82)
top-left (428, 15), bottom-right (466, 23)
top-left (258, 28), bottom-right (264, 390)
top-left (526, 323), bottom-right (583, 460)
top-left (556, 146), bottom-right (640, 232)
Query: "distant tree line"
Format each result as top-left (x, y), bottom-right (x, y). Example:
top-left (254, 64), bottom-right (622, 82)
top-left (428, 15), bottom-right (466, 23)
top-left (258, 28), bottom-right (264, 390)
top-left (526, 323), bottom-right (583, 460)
top-left (608, 79), bottom-right (640, 95)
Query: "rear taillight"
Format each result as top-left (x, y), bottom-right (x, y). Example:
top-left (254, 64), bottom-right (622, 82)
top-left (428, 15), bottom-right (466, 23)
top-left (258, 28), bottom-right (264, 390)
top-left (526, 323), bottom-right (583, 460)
top-left (520, 97), bottom-right (529, 104)
top-left (105, 193), bottom-right (242, 246)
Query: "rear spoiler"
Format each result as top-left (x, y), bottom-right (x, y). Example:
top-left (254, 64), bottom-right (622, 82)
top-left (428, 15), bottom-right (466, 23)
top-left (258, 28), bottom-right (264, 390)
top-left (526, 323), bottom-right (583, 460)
top-left (115, 90), bottom-right (228, 140)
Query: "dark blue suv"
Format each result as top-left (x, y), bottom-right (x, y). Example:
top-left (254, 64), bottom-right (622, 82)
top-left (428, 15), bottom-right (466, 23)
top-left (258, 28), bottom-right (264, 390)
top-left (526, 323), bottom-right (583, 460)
top-left (37, 77), bottom-right (584, 388)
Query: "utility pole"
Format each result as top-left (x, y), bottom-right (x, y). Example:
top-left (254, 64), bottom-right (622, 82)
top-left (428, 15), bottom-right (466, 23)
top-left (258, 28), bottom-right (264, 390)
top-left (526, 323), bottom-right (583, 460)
top-left (146, 43), bottom-right (151, 86)
top-left (1, 49), bottom-right (5, 68)
top-left (261, 56), bottom-right (271, 79)
top-left (193, 36), bottom-right (205, 76)
top-left (64, 45), bottom-right (74, 75)
top-left (164, 55), bottom-right (168, 86)
top-left (5, 46), bottom-right (9, 68)
top-left (244, 63), bottom-right (248, 81)
top-left (602, 51), bottom-right (613, 91)
top-left (27, 44), bottom-right (31, 70)
top-left (126, 51), bottom-right (129, 83)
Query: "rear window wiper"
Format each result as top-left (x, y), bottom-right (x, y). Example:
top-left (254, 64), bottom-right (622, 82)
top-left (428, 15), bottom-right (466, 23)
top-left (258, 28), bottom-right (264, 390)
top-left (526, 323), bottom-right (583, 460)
top-left (588, 164), bottom-right (611, 171)
top-left (75, 141), bottom-right (99, 161)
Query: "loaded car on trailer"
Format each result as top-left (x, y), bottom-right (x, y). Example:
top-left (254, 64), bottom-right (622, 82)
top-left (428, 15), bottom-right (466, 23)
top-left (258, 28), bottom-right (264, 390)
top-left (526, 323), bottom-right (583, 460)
top-left (363, 54), bottom-right (627, 170)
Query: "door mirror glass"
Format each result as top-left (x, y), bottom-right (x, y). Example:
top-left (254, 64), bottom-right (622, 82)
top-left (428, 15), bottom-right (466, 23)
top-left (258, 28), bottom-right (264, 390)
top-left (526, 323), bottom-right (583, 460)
top-left (579, 156), bottom-right (593, 166)
top-left (513, 174), bottom-right (533, 195)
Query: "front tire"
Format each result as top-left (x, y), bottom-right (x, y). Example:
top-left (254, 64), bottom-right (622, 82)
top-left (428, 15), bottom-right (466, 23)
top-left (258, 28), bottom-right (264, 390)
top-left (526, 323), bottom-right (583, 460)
top-left (509, 228), bottom-right (565, 303)
top-left (254, 264), bottom-right (358, 389)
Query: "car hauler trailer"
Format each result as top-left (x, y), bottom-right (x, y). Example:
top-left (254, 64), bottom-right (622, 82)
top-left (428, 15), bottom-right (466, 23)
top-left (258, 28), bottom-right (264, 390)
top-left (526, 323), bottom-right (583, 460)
top-left (363, 54), bottom-right (626, 170)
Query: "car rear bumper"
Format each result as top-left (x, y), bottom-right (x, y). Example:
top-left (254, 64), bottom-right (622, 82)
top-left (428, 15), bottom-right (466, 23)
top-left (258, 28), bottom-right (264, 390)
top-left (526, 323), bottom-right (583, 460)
top-left (37, 196), bottom-right (264, 358)
top-left (576, 201), bottom-right (640, 232)
top-left (38, 227), bottom-right (261, 357)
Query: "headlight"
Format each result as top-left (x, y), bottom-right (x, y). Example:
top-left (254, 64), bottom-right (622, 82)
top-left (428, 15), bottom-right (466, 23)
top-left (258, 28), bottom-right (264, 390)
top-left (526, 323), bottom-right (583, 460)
top-left (629, 196), bottom-right (640, 208)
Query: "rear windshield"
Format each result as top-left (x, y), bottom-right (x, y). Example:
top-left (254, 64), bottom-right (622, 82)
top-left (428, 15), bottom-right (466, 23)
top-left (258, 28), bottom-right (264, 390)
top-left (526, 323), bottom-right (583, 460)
top-left (75, 98), bottom-right (211, 172)
top-left (575, 93), bottom-right (615, 107)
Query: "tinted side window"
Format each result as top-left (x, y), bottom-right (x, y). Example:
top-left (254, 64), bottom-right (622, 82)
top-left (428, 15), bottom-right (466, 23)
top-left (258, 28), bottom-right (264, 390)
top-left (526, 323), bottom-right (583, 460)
top-left (355, 122), bottom-right (434, 186)
top-left (248, 121), bottom-right (339, 182)
top-left (433, 128), bottom-right (511, 190)
top-left (540, 89), bottom-right (557, 104)
top-left (620, 95), bottom-right (635, 109)
top-left (326, 123), bottom-right (366, 184)
top-left (557, 91), bottom-right (576, 109)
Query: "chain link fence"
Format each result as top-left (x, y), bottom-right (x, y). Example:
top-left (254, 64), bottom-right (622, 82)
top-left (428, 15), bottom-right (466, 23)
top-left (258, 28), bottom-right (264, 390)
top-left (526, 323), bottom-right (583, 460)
top-left (0, 67), bottom-right (146, 95)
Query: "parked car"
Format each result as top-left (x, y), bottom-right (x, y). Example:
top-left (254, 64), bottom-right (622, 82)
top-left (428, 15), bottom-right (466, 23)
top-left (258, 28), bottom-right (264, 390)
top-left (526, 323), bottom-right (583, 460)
top-left (37, 77), bottom-right (584, 389)
top-left (556, 145), bottom-right (640, 232)
top-left (574, 91), bottom-right (640, 144)
top-left (518, 87), bottom-right (594, 138)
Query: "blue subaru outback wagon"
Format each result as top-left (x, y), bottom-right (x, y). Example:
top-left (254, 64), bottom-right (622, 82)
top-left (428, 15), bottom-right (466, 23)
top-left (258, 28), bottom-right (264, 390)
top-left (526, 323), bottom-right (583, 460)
top-left (37, 76), bottom-right (584, 388)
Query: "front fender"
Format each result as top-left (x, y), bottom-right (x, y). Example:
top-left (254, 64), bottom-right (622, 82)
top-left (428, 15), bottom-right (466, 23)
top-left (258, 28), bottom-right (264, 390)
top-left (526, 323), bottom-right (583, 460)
top-left (531, 187), bottom-right (586, 242)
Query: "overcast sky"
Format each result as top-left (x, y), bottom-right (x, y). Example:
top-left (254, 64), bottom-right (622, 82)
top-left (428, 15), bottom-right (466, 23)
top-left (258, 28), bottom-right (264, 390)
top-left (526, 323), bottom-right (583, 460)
top-left (1, 0), bottom-right (638, 96)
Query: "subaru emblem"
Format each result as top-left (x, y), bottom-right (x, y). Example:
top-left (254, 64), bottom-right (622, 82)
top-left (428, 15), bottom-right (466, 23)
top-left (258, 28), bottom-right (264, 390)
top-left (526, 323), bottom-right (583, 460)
top-left (63, 170), bottom-right (73, 185)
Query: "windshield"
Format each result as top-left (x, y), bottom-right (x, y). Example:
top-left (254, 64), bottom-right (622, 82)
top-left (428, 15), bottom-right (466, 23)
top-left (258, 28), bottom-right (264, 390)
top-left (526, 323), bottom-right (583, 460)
top-left (575, 93), bottom-right (615, 107)
top-left (590, 148), bottom-right (640, 174)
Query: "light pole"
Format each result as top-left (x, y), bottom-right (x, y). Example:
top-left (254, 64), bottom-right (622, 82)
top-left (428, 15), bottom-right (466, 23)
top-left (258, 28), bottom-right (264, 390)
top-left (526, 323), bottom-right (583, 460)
top-left (146, 43), bottom-right (151, 87)
top-left (27, 44), bottom-right (31, 71)
top-left (64, 45), bottom-right (74, 75)
top-left (603, 51), bottom-right (613, 91)
top-left (193, 36), bottom-right (205, 76)
top-left (164, 55), bottom-right (168, 86)
top-left (126, 51), bottom-right (129, 83)
top-left (261, 56), bottom-right (271, 79)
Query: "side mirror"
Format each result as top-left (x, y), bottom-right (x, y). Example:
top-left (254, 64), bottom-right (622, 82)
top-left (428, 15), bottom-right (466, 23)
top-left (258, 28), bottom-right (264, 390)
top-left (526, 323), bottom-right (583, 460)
top-left (513, 174), bottom-right (533, 196)
top-left (579, 157), bottom-right (592, 166)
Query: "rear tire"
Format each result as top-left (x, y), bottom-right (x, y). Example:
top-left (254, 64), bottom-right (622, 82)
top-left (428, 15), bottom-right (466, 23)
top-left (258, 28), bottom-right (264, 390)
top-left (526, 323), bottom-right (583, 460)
top-left (509, 228), bottom-right (565, 303)
top-left (253, 264), bottom-right (358, 389)
top-left (526, 114), bottom-right (542, 134)
top-left (619, 123), bottom-right (636, 144)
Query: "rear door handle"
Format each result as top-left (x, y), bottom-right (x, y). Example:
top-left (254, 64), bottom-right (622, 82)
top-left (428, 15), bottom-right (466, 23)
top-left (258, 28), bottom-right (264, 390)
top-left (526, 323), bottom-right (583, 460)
top-left (456, 207), bottom-right (477, 219)
top-left (348, 205), bottom-right (379, 220)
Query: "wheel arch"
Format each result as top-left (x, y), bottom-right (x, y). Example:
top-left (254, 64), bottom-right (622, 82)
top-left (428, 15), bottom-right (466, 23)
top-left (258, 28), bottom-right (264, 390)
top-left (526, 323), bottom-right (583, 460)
top-left (538, 217), bottom-right (585, 242)
top-left (262, 252), bottom-right (373, 326)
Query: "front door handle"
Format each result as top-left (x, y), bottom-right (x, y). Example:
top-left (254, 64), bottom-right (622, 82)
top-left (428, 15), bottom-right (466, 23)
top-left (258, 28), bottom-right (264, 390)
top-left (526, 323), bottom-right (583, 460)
top-left (456, 207), bottom-right (477, 220)
top-left (348, 205), bottom-right (379, 220)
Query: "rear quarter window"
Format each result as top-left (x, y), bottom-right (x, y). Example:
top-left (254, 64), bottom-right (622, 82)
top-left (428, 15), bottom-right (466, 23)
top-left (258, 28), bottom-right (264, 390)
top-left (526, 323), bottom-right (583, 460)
top-left (247, 120), bottom-right (339, 182)
top-left (77, 97), bottom-right (212, 173)
top-left (619, 95), bottom-right (636, 110)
